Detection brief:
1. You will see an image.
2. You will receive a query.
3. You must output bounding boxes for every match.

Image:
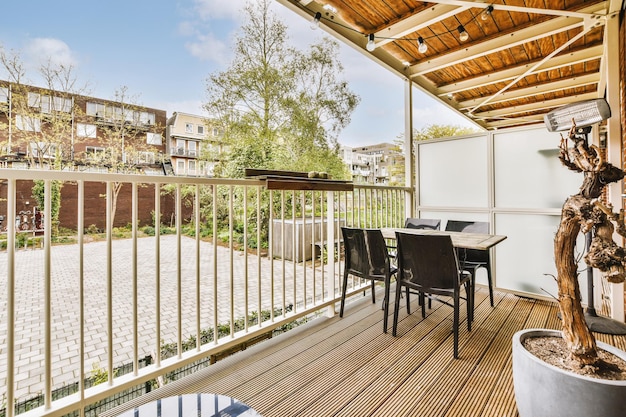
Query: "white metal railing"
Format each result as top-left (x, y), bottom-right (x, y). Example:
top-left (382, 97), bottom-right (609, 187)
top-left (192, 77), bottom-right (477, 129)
top-left (0, 168), bottom-right (410, 417)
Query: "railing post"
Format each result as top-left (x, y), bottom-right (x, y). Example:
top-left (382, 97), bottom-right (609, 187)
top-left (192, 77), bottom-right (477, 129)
top-left (326, 190), bottom-right (336, 318)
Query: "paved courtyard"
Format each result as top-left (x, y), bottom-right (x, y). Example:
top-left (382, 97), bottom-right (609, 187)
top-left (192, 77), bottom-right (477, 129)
top-left (0, 236), bottom-right (337, 402)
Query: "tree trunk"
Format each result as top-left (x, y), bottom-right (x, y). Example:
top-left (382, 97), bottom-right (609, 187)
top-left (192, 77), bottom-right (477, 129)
top-left (554, 194), bottom-right (598, 365)
top-left (555, 126), bottom-right (626, 366)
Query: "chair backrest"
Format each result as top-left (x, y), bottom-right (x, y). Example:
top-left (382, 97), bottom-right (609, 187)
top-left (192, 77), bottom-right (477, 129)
top-left (341, 227), bottom-right (368, 278)
top-left (363, 229), bottom-right (392, 277)
top-left (445, 220), bottom-right (489, 234)
top-left (404, 218), bottom-right (441, 230)
top-left (445, 220), bottom-right (490, 262)
top-left (395, 232), bottom-right (460, 292)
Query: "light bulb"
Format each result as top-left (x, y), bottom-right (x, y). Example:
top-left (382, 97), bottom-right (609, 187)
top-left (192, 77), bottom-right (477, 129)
top-left (310, 12), bottom-right (321, 30)
top-left (481, 5), bottom-right (494, 21)
top-left (417, 37), bottom-right (427, 53)
top-left (458, 25), bottom-right (469, 42)
top-left (366, 34), bottom-right (376, 52)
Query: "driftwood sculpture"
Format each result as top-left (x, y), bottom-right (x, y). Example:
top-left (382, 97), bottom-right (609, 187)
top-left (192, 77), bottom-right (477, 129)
top-left (555, 122), bottom-right (626, 366)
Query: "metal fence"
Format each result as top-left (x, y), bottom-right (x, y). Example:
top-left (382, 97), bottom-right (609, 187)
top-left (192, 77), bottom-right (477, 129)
top-left (0, 168), bottom-right (410, 417)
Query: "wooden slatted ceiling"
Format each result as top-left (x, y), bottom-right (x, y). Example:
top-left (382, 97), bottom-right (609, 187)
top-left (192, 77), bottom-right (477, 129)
top-left (281, 0), bottom-right (615, 130)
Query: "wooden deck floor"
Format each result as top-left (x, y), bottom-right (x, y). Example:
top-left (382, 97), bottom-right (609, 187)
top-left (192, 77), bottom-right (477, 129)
top-left (107, 287), bottom-right (626, 417)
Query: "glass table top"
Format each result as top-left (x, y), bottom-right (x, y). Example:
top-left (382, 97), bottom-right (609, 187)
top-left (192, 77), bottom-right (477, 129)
top-left (115, 393), bottom-right (262, 417)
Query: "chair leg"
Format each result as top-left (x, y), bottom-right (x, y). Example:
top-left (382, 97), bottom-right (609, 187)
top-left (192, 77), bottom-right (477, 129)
top-left (420, 293), bottom-right (426, 319)
top-left (465, 280), bottom-right (472, 332)
top-left (371, 280), bottom-right (376, 304)
top-left (392, 282), bottom-right (403, 337)
top-left (383, 277), bottom-right (391, 333)
top-left (406, 289), bottom-right (411, 314)
top-left (340, 271), bottom-right (349, 317)
top-left (453, 293), bottom-right (460, 359)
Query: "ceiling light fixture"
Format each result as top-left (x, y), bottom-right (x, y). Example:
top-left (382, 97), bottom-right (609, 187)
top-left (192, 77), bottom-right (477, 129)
top-left (310, 12), bottom-right (322, 29)
top-left (481, 5), bottom-right (494, 21)
top-left (366, 34), bottom-right (376, 52)
top-left (457, 25), bottom-right (469, 42)
top-left (417, 36), bottom-right (427, 53)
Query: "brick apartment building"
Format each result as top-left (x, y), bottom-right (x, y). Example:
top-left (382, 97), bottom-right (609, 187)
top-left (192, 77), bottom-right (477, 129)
top-left (0, 80), bottom-right (181, 230)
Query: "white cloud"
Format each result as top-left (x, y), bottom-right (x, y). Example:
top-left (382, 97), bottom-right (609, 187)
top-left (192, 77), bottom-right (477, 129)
top-left (24, 38), bottom-right (78, 68)
top-left (193, 0), bottom-right (246, 21)
top-left (185, 33), bottom-right (231, 65)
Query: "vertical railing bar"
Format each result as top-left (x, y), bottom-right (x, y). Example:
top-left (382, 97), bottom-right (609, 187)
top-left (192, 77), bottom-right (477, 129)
top-left (176, 183), bottom-right (182, 357)
top-left (229, 185), bottom-right (234, 337)
top-left (155, 183), bottom-right (162, 366)
top-left (301, 191), bottom-right (307, 310)
top-left (6, 179), bottom-right (16, 417)
top-left (78, 180), bottom-right (85, 416)
top-left (106, 181), bottom-right (113, 385)
top-left (291, 191), bottom-right (296, 313)
top-left (365, 189), bottom-right (374, 227)
top-left (243, 186), bottom-right (249, 332)
top-left (44, 179), bottom-right (52, 408)
top-left (281, 190), bottom-right (286, 317)
top-left (256, 187), bottom-right (262, 328)
top-left (269, 190), bottom-right (275, 321)
top-left (320, 191), bottom-right (325, 301)
top-left (311, 193), bottom-right (316, 306)
top-left (212, 185), bottom-right (218, 345)
top-left (195, 185), bottom-right (201, 350)
top-left (132, 182), bottom-right (139, 375)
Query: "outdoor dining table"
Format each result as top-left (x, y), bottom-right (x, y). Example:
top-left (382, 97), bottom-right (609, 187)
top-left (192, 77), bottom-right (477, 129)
top-left (379, 227), bottom-right (507, 250)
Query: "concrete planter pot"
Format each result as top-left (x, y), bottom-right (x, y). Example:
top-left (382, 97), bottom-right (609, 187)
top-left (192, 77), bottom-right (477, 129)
top-left (512, 329), bottom-right (626, 417)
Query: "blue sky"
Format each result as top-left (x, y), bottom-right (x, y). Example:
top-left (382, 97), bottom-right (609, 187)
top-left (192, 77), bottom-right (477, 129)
top-left (0, 0), bottom-right (477, 147)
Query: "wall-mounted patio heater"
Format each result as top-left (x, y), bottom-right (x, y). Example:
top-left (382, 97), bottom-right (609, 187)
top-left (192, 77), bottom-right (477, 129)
top-left (545, 97), bottom-right (626, 335)
top-left (544, 97), bottom-right (611, 132)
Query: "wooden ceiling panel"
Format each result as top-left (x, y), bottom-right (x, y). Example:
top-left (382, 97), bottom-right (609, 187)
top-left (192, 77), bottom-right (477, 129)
top-left (278, 0), bottom-right (612, 130)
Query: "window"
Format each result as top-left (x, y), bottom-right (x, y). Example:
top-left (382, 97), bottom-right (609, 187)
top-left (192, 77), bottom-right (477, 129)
top-left (177, 159), bottom-right (185, 174)
top-left (185, 123), bottom-right (194, 133)
top-left (137, 151), bottom-right (155, 164)
top-left (28, 92), bottom-right (41, 108)
top-left (212, 128), bottom-right (220, 136)
top-left (77, 123), bottom-right (97, 138)
top-left (53, 96), bottom-right (72, 113)
top-left (15, 115), bottom-right (41, 132)
top-left (30, 142), bottom-right (56, 158)
top-left (147, 132), bottom-right (162, 145)
top-left (188, 160), bottom-right (196, 175)
top-left (86, 102), bottom-right (105, 117)
top-left (188, 141), bottom-right (197, 156)
top-left (139, 111), bottom-right (155, 125)
top-left (85, 146), bottom-right (105, 155)
top-left (0, 87), bottom-right (8, 103)
top-left (197, 125), bottom-right (204, 135)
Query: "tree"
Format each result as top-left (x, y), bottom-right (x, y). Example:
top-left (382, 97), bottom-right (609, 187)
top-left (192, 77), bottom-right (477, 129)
top-left (412, 123), bottom-right (478, 142)
top-left (0, 47), bottom-right (90, 169)
top-left (87, 85), bottom-right (162, 226)
top-left (555, 123), bottom-right (626, 366)
top-left (203, 0), bottom-right (358, 180)
top-left (1, 47), bottom-right (91, 230)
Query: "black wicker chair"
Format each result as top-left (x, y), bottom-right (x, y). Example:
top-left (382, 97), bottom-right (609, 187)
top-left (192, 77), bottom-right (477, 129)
top-left (392, 232), bottom-right (473, 358)
top-left (340, 227), bottom-right (397, 333)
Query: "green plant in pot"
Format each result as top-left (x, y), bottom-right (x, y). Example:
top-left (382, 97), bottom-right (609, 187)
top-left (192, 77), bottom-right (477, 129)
top-left (513, 99), bottom-right (626, 417)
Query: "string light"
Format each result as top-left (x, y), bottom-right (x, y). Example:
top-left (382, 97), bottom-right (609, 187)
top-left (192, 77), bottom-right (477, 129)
top-left (457, 25), bottom-right (469, 42)
top-left (417, 37), bottom-right (427, 53)
top-left (305, 4), bottom-right (494, 55)
top-left (310, 12), bottom-right (321, 29)
top-left (481, 5), bottom-right (494, 21)
top-left (366, 34), bottom-right (376, 52)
